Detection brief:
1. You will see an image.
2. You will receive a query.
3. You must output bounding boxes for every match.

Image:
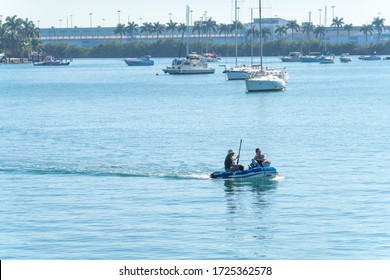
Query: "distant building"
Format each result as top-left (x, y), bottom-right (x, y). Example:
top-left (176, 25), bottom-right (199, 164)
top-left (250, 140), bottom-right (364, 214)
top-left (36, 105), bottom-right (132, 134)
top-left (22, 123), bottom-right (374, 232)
top-left (37, 18), bottom-right (389, 48)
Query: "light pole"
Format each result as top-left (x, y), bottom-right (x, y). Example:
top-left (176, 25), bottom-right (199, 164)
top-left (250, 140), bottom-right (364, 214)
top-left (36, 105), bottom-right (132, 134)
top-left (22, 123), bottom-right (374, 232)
top-left (70, 15), bottom-right (73, 28)
top-left (37, 19), bottom-right (40, 28)
top-left (59, 19), bottom-right (62, 28)
top-left (308, 11), bottom-right (312, 24)
top-left (89, 13), bottom-right (93, 28)
top-left (190, 10), bottom-right (193, 26)
top-left (331, 6), bottom-right (335, 20)
top-left (102, 18), bottom-right (105, 27)
top-left (117, 10), bottom-right (121, 24)
top-left (168, 13), bottom-right (172, 21)
top-left (318, 9), bottom-right (322, 26)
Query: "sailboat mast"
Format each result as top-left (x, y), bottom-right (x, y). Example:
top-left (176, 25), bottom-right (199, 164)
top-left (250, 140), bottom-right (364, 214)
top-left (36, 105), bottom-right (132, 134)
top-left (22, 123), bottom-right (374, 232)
top-left (234, 0), bottom-right (238, 67)
top-left (250, 8), bottom-right (254, 66)
top-left (259, 0), bottom-right (263, 68)
top-left (186, 5), bottom-right (190, 55)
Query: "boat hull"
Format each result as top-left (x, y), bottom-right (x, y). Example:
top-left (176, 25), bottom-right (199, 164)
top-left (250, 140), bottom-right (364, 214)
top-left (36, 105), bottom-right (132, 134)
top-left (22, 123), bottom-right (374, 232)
top-left (210, 166), bottom-right (278, 179)
top-left (162, 68), bottom-right (215, 74)
top-left (225, 71), bottom-right (251, 80)
top-left (124, 59), bottom-right (154, 66)
top-left (33, 61), bottom-right (70, 66)
top-left (358, 55), bottom-right (382, 61)
top-left (300, 57), bottom-right (320, 63)
top-left (245, 76), bottom-right (286, 92)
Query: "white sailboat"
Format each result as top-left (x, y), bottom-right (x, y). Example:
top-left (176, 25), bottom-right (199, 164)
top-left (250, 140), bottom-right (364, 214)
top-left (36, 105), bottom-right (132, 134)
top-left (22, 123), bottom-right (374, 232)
top-left (224, 0), bottom-right (260, 80)
top-left (245, 0), bottom-right (287, 92)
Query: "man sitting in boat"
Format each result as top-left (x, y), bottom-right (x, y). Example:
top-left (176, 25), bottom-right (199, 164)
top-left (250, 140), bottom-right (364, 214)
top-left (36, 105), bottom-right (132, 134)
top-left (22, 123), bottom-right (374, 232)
top-left (224, 149), bottom-right (244, 172)
top-left (251, 148), bottom-right (271, 168)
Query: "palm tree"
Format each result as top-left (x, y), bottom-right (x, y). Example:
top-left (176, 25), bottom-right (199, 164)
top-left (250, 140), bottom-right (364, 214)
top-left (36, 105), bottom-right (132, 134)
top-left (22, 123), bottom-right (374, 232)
top-left (20, 18), bottom-right (40, 57)
top-left (153, 22), bottom-right (165, 38)
top-left (274, 25), bottom-right (287, 39)
top-left (314, 25), bottom-right (326, 41)
top-left (360, 24), bottom-right (374, 43)
top-left (205, 18), bottom-right (217, 37)
top-left (4, 16), bottom-right (23, 57)
top-left (140, 22), bottom-right (153, 38)
top-left (343, 23), bottom-right (353, 41)
top-left (286, 20), bottom-right (300, 40)
top-left (302, 22), bottom-right (314, 40)
top-left (230, 20), bottom-right (244, 33)
top-left (204, 18), bottom-right (217, 52)
top-left (261, 28), bottom-right (272, 42)
top-left (177, 23), bottom-right (187, 34)
top-left (192, 21), bottom-right (203, 42)
top-left (246, 25), bottom-right (259, 40)
top-left (126, 21), bottom-right (138, 39)
top-left (330, 17), bottom-right (344, 42)
top-left (372, 17), bottom-right (385, 42)
top-left (166, 20), bottom-right (178, 38)
top-left (218, 23), bottom-right (231, 44)
top-left (114, 23), bottom-right (126, 41)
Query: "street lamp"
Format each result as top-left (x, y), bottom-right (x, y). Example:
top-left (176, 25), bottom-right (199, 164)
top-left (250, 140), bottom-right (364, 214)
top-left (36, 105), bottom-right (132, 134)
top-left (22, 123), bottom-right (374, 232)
top-left (168, 13), bottom-right (172, 21)
top-left (89, 13), bottom-right (93, 27)
top-left (37, 19), bottom-right (40, 28)
top-left (69, 15), bottom-right (73, 28)
top-left (318, 9), bottom-right (322, 26)
top-left (308, 11), bottom-right (312, 24)
top-left (190, 10), bottom-right (193, 26)
top-left (59, 19), bottom-right (62, 28)
top-left (331, 6), bottom-right (335, 20)
top-left (117, 10), bottom-right (121, 24)
top-left (102, 18), bottom-right (105, 27)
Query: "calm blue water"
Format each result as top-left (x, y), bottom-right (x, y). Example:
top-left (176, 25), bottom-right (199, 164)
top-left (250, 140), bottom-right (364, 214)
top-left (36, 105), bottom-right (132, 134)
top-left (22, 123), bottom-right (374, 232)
top-left (1, 57), bottom-right (390, 259)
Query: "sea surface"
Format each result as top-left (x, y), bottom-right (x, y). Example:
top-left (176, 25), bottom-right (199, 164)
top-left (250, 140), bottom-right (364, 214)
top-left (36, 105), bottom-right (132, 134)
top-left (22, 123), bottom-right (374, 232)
top-left (1, 56), bottom-right (389, 259)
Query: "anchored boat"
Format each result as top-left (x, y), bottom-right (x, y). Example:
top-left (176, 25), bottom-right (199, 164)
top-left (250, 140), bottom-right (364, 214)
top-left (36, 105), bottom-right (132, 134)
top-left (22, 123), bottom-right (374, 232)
top-left (124, 55), bottom-right (154, 66)
top-left (210, 166), bottom-right (278, 179)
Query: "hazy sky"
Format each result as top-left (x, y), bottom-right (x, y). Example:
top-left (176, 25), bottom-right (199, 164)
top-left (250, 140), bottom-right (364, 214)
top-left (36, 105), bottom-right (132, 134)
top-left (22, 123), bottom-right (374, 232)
top-left (1, 0), bottom-right (389, 28)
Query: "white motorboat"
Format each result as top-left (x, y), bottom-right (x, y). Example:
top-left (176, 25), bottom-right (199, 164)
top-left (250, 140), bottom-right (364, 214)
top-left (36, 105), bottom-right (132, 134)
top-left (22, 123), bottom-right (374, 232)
top-left (280, 52), bottom-right (303, 62)
top-left (162, 53), bottom-right (215, 74)
top-left (124, 55), bottom-right (154, 66)
top-left (319, 54), bottom-right (335, 64)
top-left (33, 55), bottom-right (70, 66)
top-left (358, 52), bottom-right (382, 61)
top-left (339, 53), bottom-right (352, 63)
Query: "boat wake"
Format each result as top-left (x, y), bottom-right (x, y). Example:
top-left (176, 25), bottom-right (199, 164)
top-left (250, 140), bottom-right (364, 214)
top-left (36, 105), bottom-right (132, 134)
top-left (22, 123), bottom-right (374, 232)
top-left (0, 164), bottom-right (212, 180)
top-left (270, 175), bottom-right (285, 182)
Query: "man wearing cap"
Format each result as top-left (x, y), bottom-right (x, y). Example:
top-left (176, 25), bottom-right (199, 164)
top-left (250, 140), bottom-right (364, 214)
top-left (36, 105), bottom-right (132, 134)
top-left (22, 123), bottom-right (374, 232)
top-left (224, 149), bottom-right (244, 172)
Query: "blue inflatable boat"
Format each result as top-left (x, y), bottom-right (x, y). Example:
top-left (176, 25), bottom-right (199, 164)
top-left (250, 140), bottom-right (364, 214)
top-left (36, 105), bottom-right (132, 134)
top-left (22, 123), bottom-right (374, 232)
top-left (210, 166), bottom-right (278, 179)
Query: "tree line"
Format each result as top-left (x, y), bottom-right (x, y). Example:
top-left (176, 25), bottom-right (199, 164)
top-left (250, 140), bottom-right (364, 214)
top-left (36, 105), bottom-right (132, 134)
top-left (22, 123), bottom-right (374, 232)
top-left (1, 15), bottom-right (389, 61)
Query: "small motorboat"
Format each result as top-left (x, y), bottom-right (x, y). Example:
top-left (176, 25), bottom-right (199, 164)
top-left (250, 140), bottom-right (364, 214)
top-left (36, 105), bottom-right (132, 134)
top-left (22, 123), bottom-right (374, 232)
top-left (210, 166), bottom-right (278, 179)
top-left (162, 52), bottom-right (215, 74)
top-left (319, 54), bottom-right (335, 64)
top-left (124, 55), bottom-right (154, 66)
top-left (280, 52), bottom-right (303, 62)
top-left (339, 53), bottom-right (352, 63)
top-left (358, 52), bottom-right (382, 61)
top-left (33, 59), bottom-right (70, 66)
